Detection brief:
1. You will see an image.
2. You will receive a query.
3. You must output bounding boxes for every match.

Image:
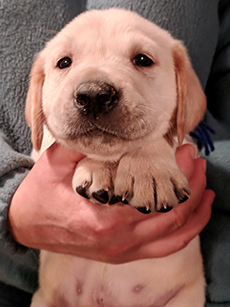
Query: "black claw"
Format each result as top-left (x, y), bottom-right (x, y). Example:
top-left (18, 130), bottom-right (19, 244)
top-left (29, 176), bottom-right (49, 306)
top-left (175, 188), bottom-right (190, 204)
top-left (178, 194), bottom-right (189, 204)
top-left (158, 205), bottom-right (173, 213)
top-left (109, 195), bottom-right (129, 205)
top-left (121, 198), bottom-right (129, 205)
top-left (109, 195), bottom-right (120, 204)
top-left (118, 196), bottom-right (129, 205)
top-left (92, 190), bottom-right (109, 204)
top-left (171, 179), bottom-right (190, 204)
top-left (76, 186), bottom-right (89, 199)
top-left (137, 207), bottom-right (152, 214)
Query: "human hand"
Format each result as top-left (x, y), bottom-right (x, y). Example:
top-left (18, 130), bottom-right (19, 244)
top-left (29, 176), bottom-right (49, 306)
top-left (84, 144), bottom-right (214, 263)
top-left (8, 143), bottom-right (214, 263)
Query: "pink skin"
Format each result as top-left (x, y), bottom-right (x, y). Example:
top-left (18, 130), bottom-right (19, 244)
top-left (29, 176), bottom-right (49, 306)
top-left (8, 143), bottom-right (214, 263)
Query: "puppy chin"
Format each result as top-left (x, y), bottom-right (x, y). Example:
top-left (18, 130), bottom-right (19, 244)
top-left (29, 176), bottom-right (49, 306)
top-left (47, 117), bottom-right (170, 161)
top-left (56, 132), bottom-right (145, 161)
top-left (60, 138), bottom-right (130, 161)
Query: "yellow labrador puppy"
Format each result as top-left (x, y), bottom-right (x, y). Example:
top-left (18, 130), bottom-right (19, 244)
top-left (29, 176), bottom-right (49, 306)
top-left (26, 8), bottom-right (207, 307)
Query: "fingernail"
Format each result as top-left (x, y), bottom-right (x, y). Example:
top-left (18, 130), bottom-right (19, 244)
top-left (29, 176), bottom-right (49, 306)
top-left (188, 146), bottom-right (196, 159)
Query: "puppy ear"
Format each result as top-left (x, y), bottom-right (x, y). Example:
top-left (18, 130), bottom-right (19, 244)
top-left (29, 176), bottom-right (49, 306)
top-left (25, 53), bottom-right (45, 151)
top-left (173, 42), bottom-right (206, 145)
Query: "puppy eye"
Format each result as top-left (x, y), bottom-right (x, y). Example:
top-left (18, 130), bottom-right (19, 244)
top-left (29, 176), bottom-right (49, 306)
top-left (133, 54), bottom-right (153, 67)
top-left (57, 57), bottom-right (72, 69)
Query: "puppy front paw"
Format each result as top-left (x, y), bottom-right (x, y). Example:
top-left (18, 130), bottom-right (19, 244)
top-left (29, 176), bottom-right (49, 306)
top-left (73, 151), bottom-right (190, 214)
top-left (113, 153), bottom-right (190, 213)
top-left (72, 158), bottom-right (116, 204)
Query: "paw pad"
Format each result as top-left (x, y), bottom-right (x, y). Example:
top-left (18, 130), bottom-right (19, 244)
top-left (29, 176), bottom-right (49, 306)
top-left (76, 182), bottom-right (90, 199)
top-left (92, 189), bottom-right (109, 204)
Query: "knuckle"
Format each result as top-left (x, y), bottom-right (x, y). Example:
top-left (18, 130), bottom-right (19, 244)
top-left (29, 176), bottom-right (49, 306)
top-left (171, 208), bottom-right (187, 230)
top-left (93, 223), bottom-right (111, 242)
top-left (93, 220), bottom-right (118, 247)
top-left (175, 237), bottom-right (190, 252)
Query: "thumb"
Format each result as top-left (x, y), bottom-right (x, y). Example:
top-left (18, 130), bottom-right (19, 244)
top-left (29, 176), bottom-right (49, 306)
top-left (40, 142), bottom-right (85, 175)
top-left (175, 144), bottom-right (196, 180)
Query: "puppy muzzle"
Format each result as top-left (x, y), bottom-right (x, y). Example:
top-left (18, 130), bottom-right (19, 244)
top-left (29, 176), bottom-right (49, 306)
top-left (74, 81), bottom-right (119, 119)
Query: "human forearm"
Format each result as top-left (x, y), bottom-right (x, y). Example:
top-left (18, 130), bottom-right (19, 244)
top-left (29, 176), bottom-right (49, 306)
top-left (0, 131), bottom-right (34, 253)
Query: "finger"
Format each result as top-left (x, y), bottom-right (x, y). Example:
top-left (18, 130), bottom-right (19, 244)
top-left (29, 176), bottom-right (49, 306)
top-left (40, 142), bottom-right (85, 175)
top-left (137, 189), bottom-right (214, 259)
top-left (48, 142), bottom-right (85, 164)
top-left (169, 157), bottom-right (207, 227)
top-left (175, 144), bottom-right (196, 180)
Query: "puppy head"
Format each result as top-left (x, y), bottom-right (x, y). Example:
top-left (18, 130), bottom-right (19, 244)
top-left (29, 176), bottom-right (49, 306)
top-left (26, 8), bottom-right (206, 158)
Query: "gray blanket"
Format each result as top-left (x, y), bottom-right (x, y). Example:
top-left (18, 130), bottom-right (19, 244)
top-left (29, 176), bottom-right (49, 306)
top-left (0, 0), bottom-right (87, 293)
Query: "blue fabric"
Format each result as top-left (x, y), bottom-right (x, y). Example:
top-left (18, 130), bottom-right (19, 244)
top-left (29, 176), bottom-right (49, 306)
top-left (190, 121), bottom-right (216, 156)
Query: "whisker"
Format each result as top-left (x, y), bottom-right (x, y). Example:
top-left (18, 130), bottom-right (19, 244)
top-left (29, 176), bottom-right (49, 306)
top-left (137, 104), bottom-right (173, 120)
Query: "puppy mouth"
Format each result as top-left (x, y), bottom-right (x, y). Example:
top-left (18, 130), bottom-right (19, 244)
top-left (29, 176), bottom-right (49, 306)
top-left (75, 122), bottom-right (124, 140)
top-left (52, 109), bottom-right (151, 145)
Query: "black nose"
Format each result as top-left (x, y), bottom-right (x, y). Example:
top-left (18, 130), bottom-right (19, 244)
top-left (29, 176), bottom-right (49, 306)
top-left (74, 81), bottom-right (119, 118)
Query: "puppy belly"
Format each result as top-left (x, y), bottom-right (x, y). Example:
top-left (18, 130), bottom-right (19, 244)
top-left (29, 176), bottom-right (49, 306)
top-left (35, 237), bottom-right (204, 307)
